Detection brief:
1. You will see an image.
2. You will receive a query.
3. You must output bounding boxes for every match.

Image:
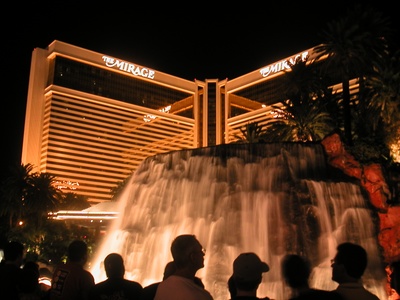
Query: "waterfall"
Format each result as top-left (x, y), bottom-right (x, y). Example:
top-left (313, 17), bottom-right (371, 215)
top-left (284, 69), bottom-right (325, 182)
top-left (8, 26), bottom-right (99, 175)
top-left (90, 143), bottom-right (388, 300)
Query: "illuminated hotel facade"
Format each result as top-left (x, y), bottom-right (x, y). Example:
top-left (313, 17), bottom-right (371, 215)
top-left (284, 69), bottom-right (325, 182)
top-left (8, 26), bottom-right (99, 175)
top-left (22, 40), bottom-right (345, 204)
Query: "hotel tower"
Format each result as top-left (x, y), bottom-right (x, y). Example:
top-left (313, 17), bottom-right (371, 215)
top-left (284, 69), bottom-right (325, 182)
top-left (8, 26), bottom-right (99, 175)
top-left (22, 40), bottom-right (352, 204)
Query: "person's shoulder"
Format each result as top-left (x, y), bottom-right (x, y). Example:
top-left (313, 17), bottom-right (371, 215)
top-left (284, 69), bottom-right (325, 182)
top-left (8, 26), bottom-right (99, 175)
top-left (0, 263), bottom-right (23, 280)
top-left (141, 282), bottom-right (159, 299)
top-left (123, 278), bottom-right (142, 289)
top-left (83, 268), bottom-right (95, 278)
top-left (53, 262), bottom-right (72, 273)
top-left (89, 280), bottom-right (105, 292)
top-left (93, 278), bottom-right (108, 287)
top-left (0, 263), bottom-right (21, 272)
top-left (296, 289), bottom-right (344, 300)
top-left (88, 280), bottom-right (107, 298)
top-left (365, 290), bottom-right (380, 300)
top-left (143, 281), bottom-right (160, 291)
top-left (79, 268), bottom-right (95, 286)
top-left (157, 275), bottom-right (178, 286)
top-left (336, 283), bottom-right (379, 299)
top-left (327, 290), bottom-right (345, 299)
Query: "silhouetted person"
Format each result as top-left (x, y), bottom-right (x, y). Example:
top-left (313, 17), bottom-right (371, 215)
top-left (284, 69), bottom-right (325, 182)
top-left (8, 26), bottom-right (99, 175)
top-left (141, 261), bottom-right (177, 300)
top-left (331, 242), bottom-right (380, 300)
top-left (227, 275), bottom-right (236, 300)
top-left (231, 252), bottom-right (270, 300)
top-left (154, 234), bottom-right (213, 300)
top-left (49, 240), bottom-right (95, 300)
top-left (88, 252), bottom-right (142, 300)
top-left (142, 260), bottom-right (205, 300)
top-left (390, 261), bottom-right (400, 297)
top-left (20, 261), bottom-right (48, 300)
top-left (281, 254), bottom-right (342, 300)
top-left (0, 240), bottom-right (25, 300)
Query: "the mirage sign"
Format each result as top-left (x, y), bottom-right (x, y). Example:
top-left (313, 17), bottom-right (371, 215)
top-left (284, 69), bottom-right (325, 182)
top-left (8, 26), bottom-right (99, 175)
top-left (102, 56), bottom-right (155, 79)
top-left (259, 51), bottom-right (308, 78)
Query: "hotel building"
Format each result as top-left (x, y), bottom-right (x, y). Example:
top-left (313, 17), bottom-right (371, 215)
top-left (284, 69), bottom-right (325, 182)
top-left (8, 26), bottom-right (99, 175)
top-left (22, 40), bottom-right (351, 205)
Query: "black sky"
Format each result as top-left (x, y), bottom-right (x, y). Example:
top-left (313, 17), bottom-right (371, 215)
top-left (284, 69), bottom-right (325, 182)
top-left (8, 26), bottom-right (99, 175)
top-left (2, 1), bottom-right (398, 181)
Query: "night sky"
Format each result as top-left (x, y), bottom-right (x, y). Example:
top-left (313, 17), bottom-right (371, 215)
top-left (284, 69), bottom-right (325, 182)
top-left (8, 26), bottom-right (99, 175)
top-left (2, 1), bottom-right (398, 181)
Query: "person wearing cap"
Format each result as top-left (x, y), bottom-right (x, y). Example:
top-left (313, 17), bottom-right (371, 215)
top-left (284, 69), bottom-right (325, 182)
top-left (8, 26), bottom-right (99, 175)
top-left (88, 253), bottom-right (142, 300)
top-left (154, 234), bottom-right (213, 300)
top-left (231, 252), bottom-right (271, 300)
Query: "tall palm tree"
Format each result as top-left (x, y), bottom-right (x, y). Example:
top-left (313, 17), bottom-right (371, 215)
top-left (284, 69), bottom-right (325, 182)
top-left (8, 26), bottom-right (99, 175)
top-left (0, 163), bottom-right (34, 228)
top-left (314, 4), bottom-right (393, 145)
top-left (364, 49), bottom-right (400, 130)
top-left (358, 49), bottom-right (400, 164)
top-left (265, 56), bottom-right (336, 142)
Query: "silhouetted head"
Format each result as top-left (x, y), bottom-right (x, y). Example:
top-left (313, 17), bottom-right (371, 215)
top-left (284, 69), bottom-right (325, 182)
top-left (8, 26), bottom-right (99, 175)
top-left (170, 234), bottom-right (205, 271)
top-left (3, 241), bottom-right (24, 263)
top-left (67, 240), bottom-right (88, 264)
top-left (2, 241), bottom-right (25, 267)
top-left (281, 254), bottom-right (311, 288)
top-left (104, 253), bottom-right (125, 278)
top-left (232, 252), bottom-right (269, 291)
top-left (332, 242), bottom-right (368, 282)
top-left (163, 261), bottom-right (176, 280)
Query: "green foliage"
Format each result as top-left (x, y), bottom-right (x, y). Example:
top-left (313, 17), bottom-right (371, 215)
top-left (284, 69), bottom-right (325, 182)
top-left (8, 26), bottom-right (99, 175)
top-left (265, 56), bottom-right (337, 142)
top-left (233, 122), bottom-right (267, 143)
top-left (314, 3), bottom-right (393, 145)
top-left (0, 163), bottom-right (99, 267)
top-left (262, 4), bottom-right (399, 165)
top-left (59, 192), bottom-right (91, 210)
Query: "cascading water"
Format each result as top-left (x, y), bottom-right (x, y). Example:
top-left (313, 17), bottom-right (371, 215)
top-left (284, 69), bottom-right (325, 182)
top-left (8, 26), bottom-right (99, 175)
top-left (90, 143), bottom-right (388, 300)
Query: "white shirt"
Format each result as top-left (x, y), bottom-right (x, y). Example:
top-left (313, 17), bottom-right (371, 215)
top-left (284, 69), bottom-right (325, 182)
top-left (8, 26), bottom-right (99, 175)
top-left (154, 275), bottom-right (213, 300)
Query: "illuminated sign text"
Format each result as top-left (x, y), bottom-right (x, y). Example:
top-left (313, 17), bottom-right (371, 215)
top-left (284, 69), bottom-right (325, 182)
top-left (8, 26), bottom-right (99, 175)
top-left (144, 105), bottom-right (171, 122)
top-left (259, 51), bottom-right (308, 78)
top-left (102, 56), bottom-right (155, 79)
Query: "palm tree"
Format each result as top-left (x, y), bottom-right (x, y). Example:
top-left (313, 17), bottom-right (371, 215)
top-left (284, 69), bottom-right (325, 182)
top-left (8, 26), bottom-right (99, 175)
top-left (265, 56), bottom-right (336, 142)
top-left (0, 163), bottom-right (35, 228)
top-left (314, 4), bottom-right (393, 145)
top-left (233, 122), bottom-right (266, 143)
top-left (25, 172), bottom-right (63, 228)
top-left (266, 99), bottom-right (335, 142)
top-left (59, 192), bottom-right (91, 210)
top-left (346, 48), bottom-right (399, 166)
top-left (364, 49), bottom-right (400, 130)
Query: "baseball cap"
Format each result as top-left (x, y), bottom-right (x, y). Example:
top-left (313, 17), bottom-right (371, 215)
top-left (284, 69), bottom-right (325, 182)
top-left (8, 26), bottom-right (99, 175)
top-left (233, 252), bottom-right (269, 281)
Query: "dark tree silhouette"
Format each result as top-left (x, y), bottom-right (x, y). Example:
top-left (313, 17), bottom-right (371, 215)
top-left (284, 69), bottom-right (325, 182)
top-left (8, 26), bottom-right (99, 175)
top-left (314, 4), bottom-right (393, 145)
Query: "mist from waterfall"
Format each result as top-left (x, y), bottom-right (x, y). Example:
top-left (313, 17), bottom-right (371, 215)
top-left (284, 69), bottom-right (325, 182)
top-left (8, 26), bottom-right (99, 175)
top-left (90, 143), bottom-right (388, 300)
